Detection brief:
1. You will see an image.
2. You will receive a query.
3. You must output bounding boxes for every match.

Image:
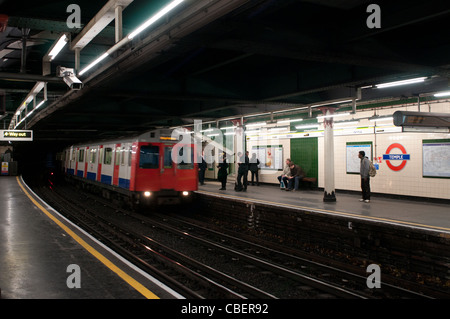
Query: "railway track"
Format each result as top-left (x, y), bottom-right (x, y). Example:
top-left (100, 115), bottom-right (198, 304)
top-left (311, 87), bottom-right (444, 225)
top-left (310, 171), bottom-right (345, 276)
top-left (30, 178), bottom-right (441, 299)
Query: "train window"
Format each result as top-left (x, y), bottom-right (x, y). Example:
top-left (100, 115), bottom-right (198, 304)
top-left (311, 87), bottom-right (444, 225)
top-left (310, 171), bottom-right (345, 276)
top-left (164, 147), bottom-right (173, 168)
top-left (139, 145), bottom-right (159, 169)
top-left (78, 149), bottom-right (85, 163)
top-left (104, 148), bottom-right (112, 165)
top-left (177, 146), bottom-right (194, 169)
top-left (115, 146), bottom-right (120, 165)
top-left (90, 149), bottom-right (97, 164)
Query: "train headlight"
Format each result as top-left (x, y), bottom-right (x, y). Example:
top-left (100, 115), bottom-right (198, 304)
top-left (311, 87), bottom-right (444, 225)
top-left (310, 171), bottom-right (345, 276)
top-left (144, 191), bottom-right (151, 197)
top-left (182, 191), bottom-right (189, 196)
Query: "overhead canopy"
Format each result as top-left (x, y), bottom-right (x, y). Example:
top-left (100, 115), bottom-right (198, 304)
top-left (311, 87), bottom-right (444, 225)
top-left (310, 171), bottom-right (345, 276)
top-left (0, 0), bottom-right (449, 144)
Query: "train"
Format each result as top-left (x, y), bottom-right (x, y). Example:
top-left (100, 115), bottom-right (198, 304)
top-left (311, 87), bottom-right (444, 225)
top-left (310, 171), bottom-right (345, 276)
top-left (61, 129), bottom-right (198, 207)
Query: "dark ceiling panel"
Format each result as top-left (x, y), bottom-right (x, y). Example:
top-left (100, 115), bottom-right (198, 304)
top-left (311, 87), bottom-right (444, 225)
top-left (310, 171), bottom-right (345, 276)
top-left (0, 0), bottom-right (448, 144)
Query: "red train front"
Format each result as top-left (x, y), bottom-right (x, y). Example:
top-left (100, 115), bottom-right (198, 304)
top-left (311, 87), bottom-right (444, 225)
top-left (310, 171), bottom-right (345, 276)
top-left (63, 129), bottom-right (198, 207)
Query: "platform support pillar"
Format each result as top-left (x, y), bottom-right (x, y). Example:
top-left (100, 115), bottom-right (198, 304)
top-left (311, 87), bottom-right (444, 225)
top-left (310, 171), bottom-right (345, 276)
top-left (320, 106), bottom-right (337, 202)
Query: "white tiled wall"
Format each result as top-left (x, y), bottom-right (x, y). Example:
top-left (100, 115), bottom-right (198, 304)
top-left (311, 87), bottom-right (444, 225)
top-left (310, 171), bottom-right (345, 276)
top-left (318, 102), bottom-right (450, 199)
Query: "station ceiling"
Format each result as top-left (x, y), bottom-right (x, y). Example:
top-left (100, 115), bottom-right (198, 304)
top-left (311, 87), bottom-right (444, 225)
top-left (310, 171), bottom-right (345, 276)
top-left (0, 0), bottom-right (449, 145)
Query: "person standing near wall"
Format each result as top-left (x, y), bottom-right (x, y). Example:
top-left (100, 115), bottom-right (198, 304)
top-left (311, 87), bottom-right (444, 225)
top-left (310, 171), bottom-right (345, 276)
top-left (249, 153), bottom-right (260, 186)
top-left (359, 151), bottom-right (371, 203)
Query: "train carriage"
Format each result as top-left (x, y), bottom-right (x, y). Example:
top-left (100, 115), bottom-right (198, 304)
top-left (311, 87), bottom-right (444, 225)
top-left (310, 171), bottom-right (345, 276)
top-left (63, 129), bottom-right (198, 207)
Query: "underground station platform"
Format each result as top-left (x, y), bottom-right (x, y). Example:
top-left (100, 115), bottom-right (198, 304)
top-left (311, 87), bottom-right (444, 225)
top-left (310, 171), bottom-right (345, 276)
top-left (0, 176), bottom-right (182, 299)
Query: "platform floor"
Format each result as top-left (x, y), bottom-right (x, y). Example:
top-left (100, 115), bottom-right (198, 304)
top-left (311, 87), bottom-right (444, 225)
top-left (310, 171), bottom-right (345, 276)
top-left (0, 176), bottom-right (182, 299)
top-left (197, 180), bottom-right (450, 234)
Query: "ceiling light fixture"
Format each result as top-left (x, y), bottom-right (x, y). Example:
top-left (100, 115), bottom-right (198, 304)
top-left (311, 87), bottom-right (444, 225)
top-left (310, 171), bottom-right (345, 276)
top-left (277, 118), bottom-right (303, 124)
top-left (316, 112), bottom-right (350, 120)
top-left (375, 77), bottom-right (426, 88)
top-left (48, 33), bottom-right (69, 61)
top-left (128, 0), bottom-right (185, 40)
top-left (434, 90), bottom-right (450, 97)
top-left (79, 52), bottom-right (110, 76)
top-left (246, 122), bottom-right (266, 128)
top-left (369, 116), bottom-right (393, 122)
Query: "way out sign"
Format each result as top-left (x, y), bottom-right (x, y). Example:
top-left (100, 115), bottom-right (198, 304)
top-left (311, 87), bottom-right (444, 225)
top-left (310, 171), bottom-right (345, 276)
top-left (0, 130), bottom-right (33, 141)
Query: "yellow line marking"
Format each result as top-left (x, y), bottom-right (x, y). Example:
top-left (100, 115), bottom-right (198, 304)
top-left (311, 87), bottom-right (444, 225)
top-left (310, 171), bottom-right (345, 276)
top-left (197, 190), bottom-right (450, 233)
top-left (16, 176), bottom-right (159, 299)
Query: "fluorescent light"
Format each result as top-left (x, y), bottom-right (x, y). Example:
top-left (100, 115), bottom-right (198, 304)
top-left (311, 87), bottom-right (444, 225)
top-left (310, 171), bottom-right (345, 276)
top-left (434, 91), bottom-right (450, 97)
top-left (277, 118), bottom-right (303, 124)
top-left (48, 34), bottom-right (68, 61)
top-left (35, 100), bottom-right (46, 109)
top-left (200, 128), bottom-right (214, 133)
top-left (224, 132), bottom-right (235, 136)
top-left (376, 77), bottom-right (426, 88)
top-left (246, 122), bottom-right (266, 128)
top-left (317, 112), bottom-right (350, 120)
top-left (220, 126), bottom-right (236, 130)
top-left (369, 116), bottom-right (393, 122)
top-left (79, 52), bottom-right (110, 76)
top-left (245, 130), bottom-right (261, 135)
top-left (310, 99), bottom-right (354, 108)
top-left (128, 0), bottom-right (185, 40)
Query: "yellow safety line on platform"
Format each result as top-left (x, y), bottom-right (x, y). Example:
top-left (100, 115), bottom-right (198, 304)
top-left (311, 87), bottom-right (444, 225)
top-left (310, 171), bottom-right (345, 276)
top-left (197, 190), bottom-right (450, 234)
top-left (16, 176), bottom-right (160, 299)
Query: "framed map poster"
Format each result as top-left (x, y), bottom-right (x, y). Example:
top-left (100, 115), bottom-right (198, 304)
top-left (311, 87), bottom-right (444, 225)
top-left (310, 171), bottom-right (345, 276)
top-left (346, 142), bottom-right (373, 174)
top-left (422, 139), bottom-right (450, 178)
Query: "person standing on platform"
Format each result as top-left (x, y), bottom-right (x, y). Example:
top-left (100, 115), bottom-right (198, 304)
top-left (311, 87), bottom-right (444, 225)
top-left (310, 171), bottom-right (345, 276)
top-left (198, 152), bottom-right (207, 185)
top-left (217, 153), bottom-right (229, 190)
top-left (236, 151), bottom-right (249, 192)
top-left (249, 153), bottom-right (260, 186)
top-left (359, 151), bottom-right (371, 203)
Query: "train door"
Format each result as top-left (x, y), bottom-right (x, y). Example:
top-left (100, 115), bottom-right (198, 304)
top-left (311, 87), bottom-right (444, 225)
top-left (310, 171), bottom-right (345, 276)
top-left (113, 143), bottom-right (121, 186)
top-left (100, 144), bottom-right (114, 185)
top-left (76, 147), bottom-right (86, 177)
top-left (117, 143), bottom-right (131, 189)
top-left (83, 146), bottom-right (89, 178)
top-left (87, 146), bottom-right (98, 181)
top-left (160, 144), bottom-right (175, 190)
top-left (97, 145), bottom-right (103, 182)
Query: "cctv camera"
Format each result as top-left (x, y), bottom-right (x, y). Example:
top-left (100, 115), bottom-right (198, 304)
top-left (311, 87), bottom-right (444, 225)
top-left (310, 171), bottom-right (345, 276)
top-left (56, 66), bottom-right (83, 90)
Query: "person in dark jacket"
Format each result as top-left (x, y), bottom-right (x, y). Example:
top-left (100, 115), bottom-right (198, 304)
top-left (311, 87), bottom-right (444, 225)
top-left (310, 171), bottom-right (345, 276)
top-left (217, 153), bottom-right (229, 190)
top-left (359, 151), bottom-right (371, 203)
top-left (285, 162), bottom-right (305, 191)
top-left (198, 153), bottom-right (207, 185)
top-left (249, 153), bottom-right (260, 186)
top-left (236, 151), bottom-right (249, 192)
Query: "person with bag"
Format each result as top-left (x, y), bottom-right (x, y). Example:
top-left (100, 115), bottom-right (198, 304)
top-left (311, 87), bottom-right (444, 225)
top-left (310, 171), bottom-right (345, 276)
top-left (358, 151), bottom-right (371, 203)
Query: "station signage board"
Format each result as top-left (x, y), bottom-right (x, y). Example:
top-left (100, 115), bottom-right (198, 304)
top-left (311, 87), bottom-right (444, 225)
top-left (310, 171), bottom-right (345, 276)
top-left (0, 130), bottom-right (33, 141)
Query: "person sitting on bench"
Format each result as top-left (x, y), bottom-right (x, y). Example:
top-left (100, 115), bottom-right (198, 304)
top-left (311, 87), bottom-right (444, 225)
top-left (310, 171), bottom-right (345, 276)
top-left (285, 162), bottom-right (305, 191)
top-left (277, 158), bottom-right (292, 189)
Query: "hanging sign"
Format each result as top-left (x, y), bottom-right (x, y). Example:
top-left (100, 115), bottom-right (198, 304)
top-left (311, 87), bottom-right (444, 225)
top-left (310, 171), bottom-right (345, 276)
top-left (0, 130), bottom-right (33, 141)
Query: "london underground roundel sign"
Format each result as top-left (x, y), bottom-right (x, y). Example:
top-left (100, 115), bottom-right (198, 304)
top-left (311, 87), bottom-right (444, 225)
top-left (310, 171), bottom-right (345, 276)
top-left (383, 143), bottom-right (410, 171)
